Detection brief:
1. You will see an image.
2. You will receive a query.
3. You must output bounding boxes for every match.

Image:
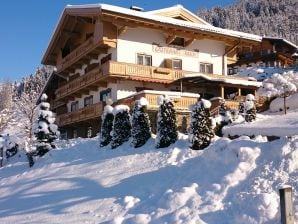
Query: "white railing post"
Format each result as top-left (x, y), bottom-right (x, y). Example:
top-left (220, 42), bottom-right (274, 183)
top-left (279, 186), bottom-right (295, 224)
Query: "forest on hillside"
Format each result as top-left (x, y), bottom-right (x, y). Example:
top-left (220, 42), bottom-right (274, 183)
top-left (197, 0), bottom-right (298, 45)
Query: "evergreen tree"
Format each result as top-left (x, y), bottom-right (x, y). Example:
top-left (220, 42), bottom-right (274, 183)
top-left (4, 134), bottom-right (18, 159)
top-left (189, 99), bottom-right (214, 150)
top-left (239, 101), bottom-right (245, 115)
top-left (100, 105), bottom-right (114, 147)
top-left (131, 97), bottom-right (151, 148)
top-left (111, 105), bottom-right (131, 149)
top-left (156, 95), bottom-right (177, 148)
top-left (244, 94), bottom-right (257, 122)
top-left (33, 94), bottom-right (59, 157)
top-left (214, 100), bottom-right (232, 137)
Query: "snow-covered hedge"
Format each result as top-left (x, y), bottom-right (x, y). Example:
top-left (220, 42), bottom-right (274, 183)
top-left (258, 71), bottom-right (297, 98)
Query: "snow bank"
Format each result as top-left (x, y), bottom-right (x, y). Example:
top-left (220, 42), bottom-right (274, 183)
top-left (223, 110), bottom-right (298, 137)
top-left (270, 93), bottom-right (298, 112)
top-left (0, 135), bottom-right (297, 223)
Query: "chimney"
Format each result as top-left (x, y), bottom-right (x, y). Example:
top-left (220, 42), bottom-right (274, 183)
top-left (129, 6), bottom-right (144, 11)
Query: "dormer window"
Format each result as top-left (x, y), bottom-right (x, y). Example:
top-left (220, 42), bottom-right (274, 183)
top-left (170, 37), bottom-right (185, 47)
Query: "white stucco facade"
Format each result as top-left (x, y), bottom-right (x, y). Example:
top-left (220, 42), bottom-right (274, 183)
top-left (66, 27), bottom-right (229, 112)
top-left (117, 27), bottom-right (226, 75)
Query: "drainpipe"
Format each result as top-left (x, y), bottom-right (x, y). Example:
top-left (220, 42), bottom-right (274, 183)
top-left (223, 39), bottom-right (241, 75)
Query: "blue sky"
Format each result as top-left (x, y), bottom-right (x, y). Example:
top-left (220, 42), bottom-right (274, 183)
top-left (0, 0), bottom-right (235, 81)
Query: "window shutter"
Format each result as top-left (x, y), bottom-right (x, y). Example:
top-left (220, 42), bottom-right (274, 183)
top-left (164, 59), bottom-right (172, 68)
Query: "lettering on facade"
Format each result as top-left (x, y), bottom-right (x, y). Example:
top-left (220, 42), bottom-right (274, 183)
top-left (152, 45), bottom-right (199, 57)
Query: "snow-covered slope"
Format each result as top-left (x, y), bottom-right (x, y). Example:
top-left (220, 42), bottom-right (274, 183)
top-left (223, 110), bottom-right (298, 137)
top-left (233, 66), bottom-right (297, 81)
top-left (0, 134), bottom-right (297, 224)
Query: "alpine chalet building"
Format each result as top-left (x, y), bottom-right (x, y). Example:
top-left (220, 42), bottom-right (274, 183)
top-left (41, 4), bottom-right (263, 138)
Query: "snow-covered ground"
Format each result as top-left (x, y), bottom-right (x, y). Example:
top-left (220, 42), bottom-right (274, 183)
top-left (234, 66), bottom-right (297, 81)
top-left (223, 110), bottom-right (298, 137)
top-left (0, 134), bottom-right (297, 224)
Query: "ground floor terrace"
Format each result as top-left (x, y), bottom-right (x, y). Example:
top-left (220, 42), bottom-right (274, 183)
top-left (55, 74), bottom-right (264, 139)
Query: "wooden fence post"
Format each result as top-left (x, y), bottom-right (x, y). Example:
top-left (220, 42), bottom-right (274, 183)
top-left (279, 186), bottom-right (295, 224)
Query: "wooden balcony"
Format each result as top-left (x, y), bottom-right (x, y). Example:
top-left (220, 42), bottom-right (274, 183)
top-left (106, 61), bottom-right (190, 82)
top-left (55, 61), bottom-right (192, 102)
top-left (232, 52), bottom-right (294, 66)
top-left (55, 66), bottom-right (103, 101)
top-left (56, 102), bottom-right (103, 127)
top-left (116, 90), bottom-right (200, 111)
top-left (56, 37), bottom-right (116, 74)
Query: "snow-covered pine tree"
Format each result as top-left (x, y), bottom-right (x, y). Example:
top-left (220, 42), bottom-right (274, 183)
top-left (155, 95), bottom-right (177, 148)
top-left (100, 104), bottom-right (114, 147)
top-left (0, 134), bottom-right (18, 167)
top-left (4, 134), bottom-right (18, 159)
top-left (111, 105), bottom-right (131, 149)
top-left (244, 94), bottom-right (257, 122)
top-left (33, 93), bottom-right (59, 157)
top-left (239, 101), bottom-right (245, 115)
top-left (131, 97), bottom-right (151, 148)
top-left (189, 99), bottom-right (214, 150)
top-left (214, 99), bottom-right (231, 137)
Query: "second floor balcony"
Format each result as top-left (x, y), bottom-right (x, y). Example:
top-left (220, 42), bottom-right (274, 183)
top-left (55, 60), bottom-right (193, 102)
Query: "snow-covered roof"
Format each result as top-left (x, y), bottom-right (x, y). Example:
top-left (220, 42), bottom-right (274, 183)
top-left (181, 73), bottom-right (262, 87)
top-left (65, 3), bottom-right (262, 42)
top-left (145, 4), bottom-right (211, 26)
top-left (131, 90), bottom-right (201, 98)
top-left (263, 37), bottom-right (298, 50)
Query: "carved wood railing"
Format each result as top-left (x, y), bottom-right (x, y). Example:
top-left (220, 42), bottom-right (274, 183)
top-left (56, 102), bottom-right (103, 127)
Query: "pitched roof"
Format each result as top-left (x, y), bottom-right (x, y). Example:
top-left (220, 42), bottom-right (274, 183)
top-left (42, 3), bottom-right (264, 64)
top-left (145, 4), bottom-right (211, 25)
top-left (263, 37), bottom-right (298, 50)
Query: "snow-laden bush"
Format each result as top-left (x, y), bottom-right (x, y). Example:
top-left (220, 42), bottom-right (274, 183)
top-left (214, 100), bottom-right (232, 136)
top-left (111, 105), bottom-right (131, 149)
top-left (33, 94), bottom-right (59, 157)
top-left (156, 95), bottom-right (177, 148)
top-left (0, 134), bottom-right (18, 167)
top-left (189, 99), bottom-right (214, 150)
top-left (131, 98), bottom-right (151, 148)
top-left (258, 71), bottom-right (297, 98)
top-left (100, 105), bottom-right (114, 147)
top-left (244, 94), bottom-right (256, 122)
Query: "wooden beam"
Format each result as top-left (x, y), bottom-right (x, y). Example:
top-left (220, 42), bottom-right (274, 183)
top-left (118, 26), bottom-right (128, 36)
top-left (166, 35), bottom-right (176, 45)
top-left (185, 38), bottom-right (195, 47)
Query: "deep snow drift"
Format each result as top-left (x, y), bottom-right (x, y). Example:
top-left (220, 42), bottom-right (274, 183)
top-left (0, 134), bottom-right (297, 224)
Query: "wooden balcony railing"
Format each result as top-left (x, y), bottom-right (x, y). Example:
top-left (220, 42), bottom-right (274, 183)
top-left (55, 66), bottom-right (102, 100)
top-left (106, 61), bottom-right (189, 82)
top-left (56, 102), bottom-right (103, 127)
top-left (55, 61), bottom-right (192, 101)
top-left (116, 91), bottom-right (200, 111)
top-left (56, 37), bottom-right (116, 73)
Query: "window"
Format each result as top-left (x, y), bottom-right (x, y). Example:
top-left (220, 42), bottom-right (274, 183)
top-left (261, 49), bottom-right (271, 56)
top-left (200, 63), bottom-right (213, 74)
top-left (172, 59), bottom-right (182, 70)
top-left (87, 127), bottom-right (92, 138)
top-left (71, 101), bottom-right (79, 112)
top-left (243, 52), bottom-right (254, 59)
top-left (84, 96), bottom-right (93, 107)
top-left (73, 129), bottom-right (78, 138)
top-left (100, 88), bottom-right (111, 102)
top-left (137, 54), bottom-right (152, 66)
top-left (169, 37), bottom-right (185, 47)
